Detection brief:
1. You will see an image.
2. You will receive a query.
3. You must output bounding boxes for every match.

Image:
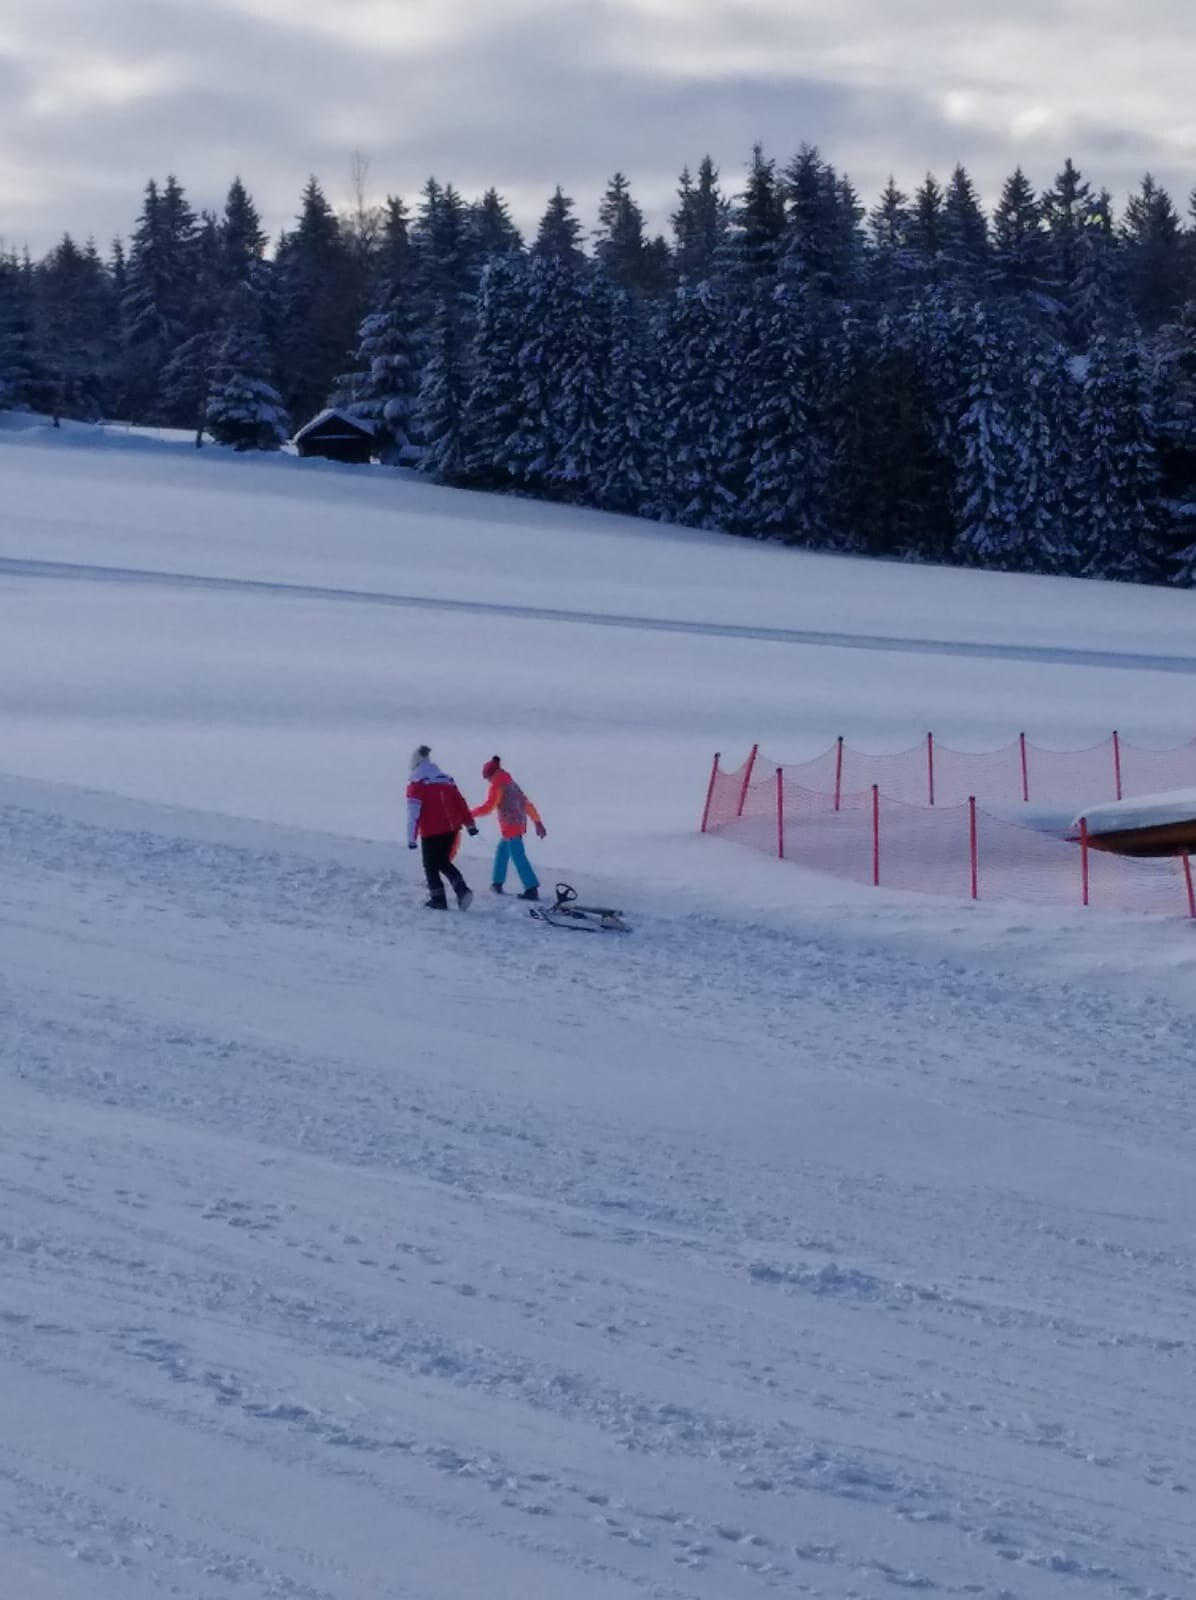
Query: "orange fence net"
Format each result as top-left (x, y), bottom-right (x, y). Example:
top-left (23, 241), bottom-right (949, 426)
top-left (700, 735), bottom-right (1196, 917)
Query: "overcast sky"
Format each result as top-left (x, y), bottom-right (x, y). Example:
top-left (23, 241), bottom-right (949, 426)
top-left (2, 0), bottom-right (1194, 257)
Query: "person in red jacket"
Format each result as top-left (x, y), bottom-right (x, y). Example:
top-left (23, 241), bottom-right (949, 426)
top-left (407, 745), bottom-right (478, 909)
top-left (471, 755), bottom-right (547, 901)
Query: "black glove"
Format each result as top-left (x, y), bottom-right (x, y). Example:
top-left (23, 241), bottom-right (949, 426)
top-left (408, 842), bottom-right (417, 850)
top-left (467, 826), bottom-right (479, 837)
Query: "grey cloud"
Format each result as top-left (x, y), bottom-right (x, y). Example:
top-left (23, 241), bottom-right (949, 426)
top-left (1, 0), bottom-right (1193, 256)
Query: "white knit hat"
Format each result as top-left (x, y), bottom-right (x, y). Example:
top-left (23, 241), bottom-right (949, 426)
top-left (409, 743), bottom-right (431, 773)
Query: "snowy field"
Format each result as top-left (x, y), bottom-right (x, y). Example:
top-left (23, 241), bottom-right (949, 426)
top-left (2, 416), bottom-right (1195, 1599)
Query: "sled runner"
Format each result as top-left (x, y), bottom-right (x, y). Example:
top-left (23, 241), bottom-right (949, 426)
top-left (528, 882), bottom-right (631, 933)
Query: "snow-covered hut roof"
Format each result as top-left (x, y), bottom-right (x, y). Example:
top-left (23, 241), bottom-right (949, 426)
top-left (292, 408), bottom-right (379, 442)
top-left (1075, 788), bottom-right (1196, 837)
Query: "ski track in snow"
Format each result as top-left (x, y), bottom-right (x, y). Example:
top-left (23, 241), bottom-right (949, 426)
top-left (2, 784), bottom-right (1195, 1598)
top-left (4, 553), bottom-right (1196, 677)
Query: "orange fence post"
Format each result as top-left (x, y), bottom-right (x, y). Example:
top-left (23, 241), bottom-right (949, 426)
top-left (1080, 816), bottom-right (1090, 907)
top-left (776, 768), bottom-right (785, 859)
top-left (736, 743), bottom-right (759, 818)
top-left (872, 784), bottom-right (880, 887)
top-left (700, 752), bottom-right (721, 833)
top-left (969, 796), bottom-right (978, 900)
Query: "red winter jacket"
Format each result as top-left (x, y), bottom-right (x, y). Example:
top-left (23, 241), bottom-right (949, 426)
top-left (407, 760), bottom-right (474, 843)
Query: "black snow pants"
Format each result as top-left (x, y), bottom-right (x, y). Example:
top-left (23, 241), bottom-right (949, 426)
top-left (421, 831), bottom-right (468, 901)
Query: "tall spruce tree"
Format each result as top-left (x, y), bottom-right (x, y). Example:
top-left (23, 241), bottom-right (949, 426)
top-left (499, 254), bottom-right (589, 496)
top-left (159, 210), bottom-right (224, 438)
top-left (532, 187), bottom-right (586, 266)
top-left (1149, 301), bottom-right (1196, 579)
top-left (219, 177), bottom-right (267, 289)
top-left (1121, 174), bottom-right (1185, 331)
top-left (942, 165), bottom-right (989, 287)
top-left (781, 147), bottom-right (863, 297)
top-left (273, 177), bottom-right (359, 425)
top-left (951, 302), bottom-right (1044, 569)
top-left (36, 235), bottom-right (114, 420)
top-left (655, 280), bottom-right (742, 528)
top-left (594, 282), bottom-right (651, 514)
top-left (720, 143), bottom-right (785, 285)
top-left (1041, 159), bottom-right (1091, 319)
top-left (469, 188), bottom-right (523, 263)
top-left (410, 179), bottom-right (475, 314)
top-left (1070, 332), bottom-right (1160, 578)
top-left (121, 175), bottom-right (198, 418)
top-left (594, 172), bottom-right (648, 292)
top-left (463, 253), bottom-right (531, 486)
top-left (0, 250), bottom-right (43, 411)
top-left (1068, 188), bottom-right (1124, 343)
top-left (909, 173), bottom-right (946, 271)
top-left (416, 294), bottom-right (471, 482)
top-left (868, 177), bottom-right (917, 298)
top-left (337, 279), bottom-right (420, 465)
top-left (991, 167), bottom-right (1052, 302)
top-left (734, 282), bottom-right (828, 543)
top-left (672, 156), bottom-right (729, 284)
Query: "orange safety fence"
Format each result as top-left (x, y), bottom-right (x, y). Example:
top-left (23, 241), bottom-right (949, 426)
top-left (700, 737), bottom-right (1196, 918)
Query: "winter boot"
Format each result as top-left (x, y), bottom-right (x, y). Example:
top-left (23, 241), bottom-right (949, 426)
top-left (490, 883), bottom-right (505, 894)
top-left (456, 887), bottom-right (474, 911)
top-left (517, 886), bottom-right (540, 902)
top-left (424, 894), bottom-right (448, 910)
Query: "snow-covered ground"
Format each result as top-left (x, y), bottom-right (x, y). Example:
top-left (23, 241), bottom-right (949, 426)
top-left (2, 417), bottom-right (1195, 1599)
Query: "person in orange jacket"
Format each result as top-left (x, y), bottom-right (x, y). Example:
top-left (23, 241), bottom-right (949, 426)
top-left (471, 755), bottom-right (547, 901)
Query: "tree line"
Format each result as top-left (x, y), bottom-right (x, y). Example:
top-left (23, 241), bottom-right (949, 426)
top-left (3, 149), bottom-right (1196, 585)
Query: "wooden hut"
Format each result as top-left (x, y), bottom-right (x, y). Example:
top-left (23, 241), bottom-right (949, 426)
top-left (293, 408), bottom-right (378, 464)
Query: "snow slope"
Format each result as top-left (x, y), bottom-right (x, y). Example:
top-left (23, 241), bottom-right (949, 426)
top-left (2, 421), bottom-right (1195, 1599)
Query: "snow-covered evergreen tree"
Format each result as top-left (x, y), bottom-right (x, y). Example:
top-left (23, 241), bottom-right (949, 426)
top-left (654, 280), bottom-right (742, 528)
top-left (941, 165), bottom-right (989, 287)
top-left (950, 303), bottom-right (1041, 569)
top-left (990, 167), bottom-right (1052, 305)
top-left (337, 286), bottom-right (420, 465)
top-left (0, 250), bottom-right (43, 411)
top-left (1070, 332), bottom-right (1160, 578)
top-left (868, 177), bottom-right (917, 299)
top-left (532, 187), bottom-right (586, 267)
top-left (410, 179), bottom-right (474, 315)
top-left (469, 188), bottom-right (523, 264)
top-left (121, 175), bottom-right (198, 418)
top-left (594, 172), bottom-right (648, 292)
top-left (205, 288), bottom-right (290, 451)
top-left (416, 294), bottom-right (471, 482)
top-left (719, 144), bottom-right (785, 285)
top-left (35, 235), bottom-right (115, 420)
top-left (219, 177), bottom-right (268, 290)
top-left (1069, 189), bottom-right (1124, 344)
top-left (781, 145), bottom-right (858, 295)
top-left (273, 177), bottom-right (358, 426)
top-left (909, 173), bottom-right (945, 271)
top-left (496, 254), bottom-right (589, 496)
top-left (593, 282), bottom-right (652, 514)
top-left (734, 282), bottom-right (827, 543)
top-left (671, 157), bottom-right (729, 284)
top-left (1121, 174), bottom-right (1185, 331)
top-left (462, 254), bottom-right (530, 486)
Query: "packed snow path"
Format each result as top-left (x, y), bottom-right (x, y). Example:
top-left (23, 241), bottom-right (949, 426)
top-left (2, 778), bottom-right (1194, 1600)
top-left (5, 554), bottom-right (1196, 676)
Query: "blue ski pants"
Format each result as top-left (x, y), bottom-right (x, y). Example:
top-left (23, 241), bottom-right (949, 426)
top-left (493, 835), bottom-right (539, 891)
